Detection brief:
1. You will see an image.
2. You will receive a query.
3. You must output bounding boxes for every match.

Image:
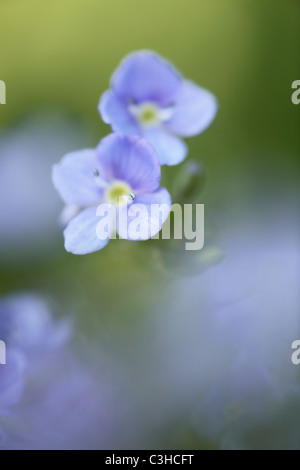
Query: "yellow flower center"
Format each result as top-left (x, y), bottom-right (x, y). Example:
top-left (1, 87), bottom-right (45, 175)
top-left (105, 180), bottom-right (133, 206)
top-left (139, 104), bottom-right (160, 125)
top-left (129, 101), bottom-right (174, 129)
top-left (129, 102), bottom-right (160, 128)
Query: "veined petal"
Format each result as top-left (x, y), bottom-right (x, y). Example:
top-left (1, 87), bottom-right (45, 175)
top-left (167, 80), bottom-right (218, 137)
top-left (64, 206), bottom-right (113, 255)
top-left (52, 149), bottom-right (104, 206)
top-left (117, 188), bottom-right (171, 241)
top-left (143, 128), bottom-right (187, 166)
top-left (97, 134), bottom-right (161, 194)
top-left (111, 50), bottom-right (182, 106)
top-left (99, 90), bottom-right (139, 134)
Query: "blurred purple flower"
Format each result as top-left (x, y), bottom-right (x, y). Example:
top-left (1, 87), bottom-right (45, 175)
top-left (0, 293), bottom-right (70, 443)
top-left (0, 294), bottom-right (70, 355)
top-left (135, 218), bottom-right (300, 449)
top-left (53, 133), bottom-right (171, 255)
top-left (99, 50), bottom-right (218, 165)
top-left (0, 293), bottom-right (130, 450)
top-left (0, 350), bottom-right (25, 413)
top-left (10, 350), bottom-right (127, 450)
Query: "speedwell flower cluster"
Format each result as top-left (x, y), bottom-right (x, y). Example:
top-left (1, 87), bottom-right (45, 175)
top-left (53, 51), bottom-right (218, 254)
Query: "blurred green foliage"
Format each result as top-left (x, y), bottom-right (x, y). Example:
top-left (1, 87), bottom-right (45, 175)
top-left (1, 0), bottom-right (299, 206)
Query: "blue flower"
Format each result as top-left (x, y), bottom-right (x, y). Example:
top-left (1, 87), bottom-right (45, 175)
top-left (52, 133), bottom-right (171, 255)
top-left (99, 51), bottom-right (218, 166)
top-left (0, 294), bottom-right (70, 353)
top-left (0, 294), bottom-right (70, 417)
top-left (0, 350), bottom-right (25, 414)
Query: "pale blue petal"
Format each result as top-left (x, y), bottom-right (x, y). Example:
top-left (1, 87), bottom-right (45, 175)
top-left (97, 134), bottom-right (161, 193)
top-left (143, 128), bottom-right (187, 166)
top-left (111, 50), bottom-right (182, 106)
top-left (99, 90), bottom-right (139, 134)
top-left (117, 188), bottom-right (171, 240)
top-left (52, 149), bottom-right (104, 206)
top-left (64, 206), bottom-right (112, 255)
top-left (167, 80), bottom-right (218, 137)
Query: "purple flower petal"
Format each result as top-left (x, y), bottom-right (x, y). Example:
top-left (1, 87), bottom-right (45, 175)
top-left (0, 349), bottom-right (26, 409)
top-left (143, 128), bottom-right (187, 166)
top-left (111, 50), bottom-right (182, 106)
top-left (117, 188), bottom-right (171, 240)
top-left (4, 294), bottom-right (70, 351)
top-left (64, 206), bottom-right (113, 255)
top-left (52, 149), bottom-right (104, 206)
top-left (97, 134), bottom-right (161, 194)
top-left (167, 80), bottom-right (218, 137)
top-left (99, 90), bottom-right (139, 134)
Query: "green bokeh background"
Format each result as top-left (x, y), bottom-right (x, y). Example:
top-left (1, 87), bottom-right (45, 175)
top-left (0, 0), bottom-right (299, 449)
top-left (1, 0), bottom-right (299, 219)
